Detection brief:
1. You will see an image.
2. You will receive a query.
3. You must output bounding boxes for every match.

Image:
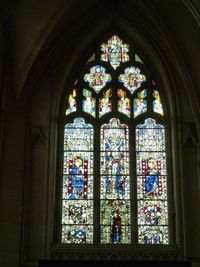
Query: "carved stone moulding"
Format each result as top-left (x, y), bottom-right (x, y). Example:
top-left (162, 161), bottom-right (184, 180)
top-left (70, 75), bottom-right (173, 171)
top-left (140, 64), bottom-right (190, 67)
top-left (51, 244), bottom-right (179, 261)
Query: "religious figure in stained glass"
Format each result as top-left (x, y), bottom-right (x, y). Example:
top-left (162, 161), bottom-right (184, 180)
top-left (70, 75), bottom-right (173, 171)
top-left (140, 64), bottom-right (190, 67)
top-left (84, 65), bottom-right (111, 93)
top-left (67, 157), bottom-right (88, 199)
top-left (153, 90), bottom-right (164, 116)
top-left (100, 119), bottom-right (130, 244)
top-left (138, 200), bottom-right (168, 226)
top-left (143, 158), bottom-right (160, 198)
top-left (83, 89), bottom-right (96, 117)
top-left (62, 118), bottom-right (94, 244)
top-left (66, 89), bottom-right (77, 115)
top-left (138, 226), bottom-right (169, 244)
top-left (99, 89), bottom-right (112, 117)
top-left (134, 89), bottom-right (147, 118)
top-left (118, 66), bottom-right (146, 94)
top-left (63, 36), bottom-right (170, 247)
top-left (136, 119), bottom-right (168, 244)
top-left (111, 209), bottom-right (122, 243)
top-left (101, 35), bottom-right (129, 69)
top-left (118, 89), bottom-right (130, 117)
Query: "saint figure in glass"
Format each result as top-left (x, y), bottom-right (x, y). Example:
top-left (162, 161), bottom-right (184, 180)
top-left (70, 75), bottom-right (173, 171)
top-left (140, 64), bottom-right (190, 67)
top-left (101, 35), bottom-right (129, 69)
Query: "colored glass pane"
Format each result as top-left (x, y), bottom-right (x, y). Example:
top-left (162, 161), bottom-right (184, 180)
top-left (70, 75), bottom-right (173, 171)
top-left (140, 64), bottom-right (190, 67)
top-left (101, 35), bottom-right (129, 69)
top-left (153, 90), bottom-right (164, 116)
top-left (87, 53), bottom-right (95, 63)
top-left (63, 37), bottom-right (170, 247)
top-left (83, 89), bottom-right (96, 117)
top-left (66, 89), bottom-right (77, 115)
top-left (84, 65), bottom-right (111, 93)
top-left (62, 225), bottom-right (93, 244)
top-left (135, 54), bottom-right (143, 64)
top-left (134, 89), bottom-right (147, 118)
top-left (138, 226), bottom-right (169, 244)
top-left (137, 175), bottom-right (167, 200)
top-left (62, 118), bottom-right (94, 243)
top-left (62, 200), bottom-right (93, 224)
top-left (118, 67), bottom-right (146, 94)
top-left (137, 200), bottom-right (168, 225)
top-left (136, 118), bottom-right (165, 151)
top-left (118, 89), bottom-right (131, 117)
top-left (100, 118), bottom-right (130, 244)
top-left (99, 89), bottom-right (112, 117)
top-left (136, 119), bottom-right (168, 244)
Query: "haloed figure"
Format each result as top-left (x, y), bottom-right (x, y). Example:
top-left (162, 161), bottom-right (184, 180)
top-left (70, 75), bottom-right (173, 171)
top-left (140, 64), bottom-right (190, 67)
top-left (69, 158), bottom-right (84, 199)
top-left (144, 158), bottom-right (159, 196)
top-left (111, 210), bottom-right (122, 243)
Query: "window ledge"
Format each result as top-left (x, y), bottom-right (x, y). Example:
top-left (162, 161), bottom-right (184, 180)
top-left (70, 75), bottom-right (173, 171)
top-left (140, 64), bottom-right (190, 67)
top-left (51, 243), bottom-right (179, 261)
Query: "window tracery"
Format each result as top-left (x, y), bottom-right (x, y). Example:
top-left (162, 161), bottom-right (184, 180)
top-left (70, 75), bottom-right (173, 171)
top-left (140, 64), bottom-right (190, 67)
top-left (61, 35), bottom-right (168, 246)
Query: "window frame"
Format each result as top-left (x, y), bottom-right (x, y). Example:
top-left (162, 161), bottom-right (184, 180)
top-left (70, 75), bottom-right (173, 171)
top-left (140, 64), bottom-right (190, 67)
top-left (52, 33), bottom-right (177, 259)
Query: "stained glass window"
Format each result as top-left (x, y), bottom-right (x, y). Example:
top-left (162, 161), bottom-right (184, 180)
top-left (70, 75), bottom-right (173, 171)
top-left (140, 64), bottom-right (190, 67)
top-left (118, 89), bottom-right (131, 117)
top-left (65, 88), bottom-right (77, 115)
top-left (118, 66), bottom-right (146, 94)
top-left (136, 119), bottom-right (169, 244)
top-left (101, 35), bottom-right (129, 69)
top-left (84, 65), bottom-right (111, 93)
top-left (83, 89), bottom-right (96, 117)
top-left (99, 89), bottom-right (112, 117)
top-left (62, 35), bottom-right (170, 248)
top-left (100, 118), bottom-right (130, 243)
top-left (134, 89), bottom-right (147, 118)
top-left (62, 118), bottom-right (94, 244)
top-left (153, 90), bottom-right (164, 116)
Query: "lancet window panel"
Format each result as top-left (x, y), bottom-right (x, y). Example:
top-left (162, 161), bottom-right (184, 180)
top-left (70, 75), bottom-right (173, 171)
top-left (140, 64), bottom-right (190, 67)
top-left (60, 35), bottom-right (170, 247)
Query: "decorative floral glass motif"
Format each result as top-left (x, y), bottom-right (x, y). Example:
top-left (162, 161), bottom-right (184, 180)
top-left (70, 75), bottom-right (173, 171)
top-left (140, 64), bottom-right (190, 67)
top-left (99, 89), bottom-right (112, 117)
top-left (83, 89), bottom-right (96, 117)
top-left (153, 90), bottom-right (164, 116)
top-left (84, 65), bottom-right (111, 93)
top-left (118, 66), bottom-right (146, 94)
top-left (118, 89), bottom-right (130, 117)
top-left (101, 35), bottom-right (129, 69)
top-left (62, 118), bottom-right (94, 243)
top-left (136, 118), bottom-right (168, 244)
top-left (134, 89), bottom-right (147, 118)
top-left (100, 118), bottom-right (130, 244)
top-left (66, 89), bottom-right (77, 115)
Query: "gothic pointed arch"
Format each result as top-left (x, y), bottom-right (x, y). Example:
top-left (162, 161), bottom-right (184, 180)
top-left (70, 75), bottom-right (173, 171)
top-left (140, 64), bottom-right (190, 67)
top-left (52, 33), bottom-right (179, 260)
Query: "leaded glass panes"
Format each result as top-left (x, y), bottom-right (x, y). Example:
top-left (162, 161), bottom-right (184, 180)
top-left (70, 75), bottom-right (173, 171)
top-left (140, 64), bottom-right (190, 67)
top-left (153, 90), bottom-right (164, 116)
top-left (101, 35), bottom-right (129, 69)
top-left (63, 35), bottom-right (170, 247)
top-left (62, 118), bottom-right (94, 243)
top-left (118, 89), bottom-right (131, 117)
top-left (134, 89), bottom-right (147, 118)
top-left (136, 119), bottom-right (168, 244)
top-left (118, 66), bottom-right (146, 94)
top-left (83, 89), bottom-right (96, 117)
top-left (138, 226), bottom-right (169, 244)
top-left (100, 118), bottom-right (130, 244)
top-left (99, 89), bottom-right (112, 117)
top-left (62, 225), bottom-right (93, 244)
top-left (66, 89), bottom-right (77, 115)
top-left (84, 65), bottom-right (111, 93)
